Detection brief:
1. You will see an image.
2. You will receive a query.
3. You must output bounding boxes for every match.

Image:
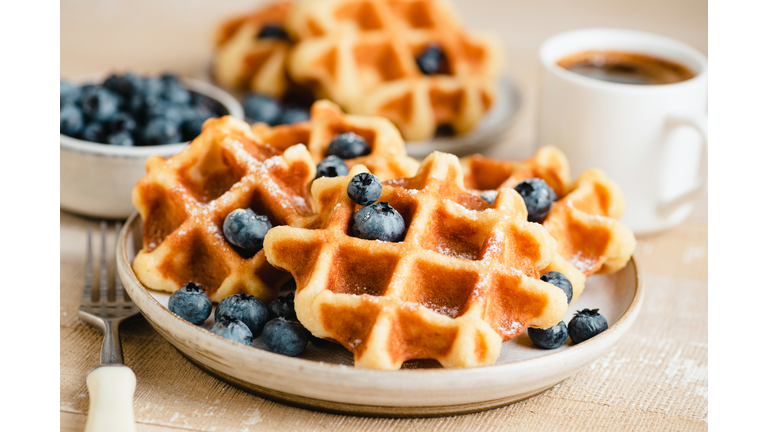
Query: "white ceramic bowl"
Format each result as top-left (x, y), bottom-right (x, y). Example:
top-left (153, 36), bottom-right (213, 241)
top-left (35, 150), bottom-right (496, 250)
top-left (60, 77), bottom-right (244, 219)
top-left (118, 212), bottom-right (643, 417)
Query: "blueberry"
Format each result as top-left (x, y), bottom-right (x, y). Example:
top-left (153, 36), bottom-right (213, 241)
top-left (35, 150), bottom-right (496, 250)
top-left (160, 73), bottom-right (180, 87)
top-left (143, 117), bottom-right (182, 145)
top-left (568, 309), bottom-right (608, 344)
top-left (144, 100), bottom-right (186, 125)
top-left (107, 131), bottom-right (135, 146)
top-left (193, 92), bottom-right (226, 116)
top-left (210, 315), bottom-right (253, 345)
top-left (80, 86), bottom-right (120, 122)
top-left (416, 44), bottom-right (449, 75)
top-left (223, 208), bottom-right (273, 254)
top-left (81, 122), bottom-right (106, 143)
top-left (167, 282), bottom-right (213, 325)
top-left (144, 76), bottom-right (165, 98)
top-left (244, 94), bottom-right (282, 125)
top-left (435, 123), bottom-right (456, 136)
top-left (480, 190), bottom-right (498, 205)
top-left (262, 317), bottom-right (309, 356)
top-left (351, 202), bottom-right (406, 242)
top-left (181, 117), bottom-right (207, 141)
top-left (540, 271), bottom-right (573, 304)
top-left (347, 173), bottom-right (382, 206)
top-left (257, 24), bottom-right (290, 40)
top-left (326, 132), bottom-right (371, 159)
top-left (278, 107), bottom-right (309, 125)
top-left (316, 156), bottom-right (349, 179)
top-left (162, 82), bottom-right (192, 105)
top-left (60, 80), bottom-right (80, 107)
top-left (214, 293), bottom-right (270, 336)
top-left (528, 321), bottom-right (568, 349)
top-left (514, 178), bottom-right (556, 222)
top-left (60, 103), bottom-right (84, 137)
top-left (268, 292), bottom-right (297, 321)
top-left (104, 72), bottom-right (144, 98)
top-left (109, 112), bottom-right (137, 134)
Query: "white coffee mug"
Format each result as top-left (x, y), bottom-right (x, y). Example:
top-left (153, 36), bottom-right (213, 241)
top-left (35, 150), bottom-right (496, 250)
top-left (537, 28), bottom-right (708, 235)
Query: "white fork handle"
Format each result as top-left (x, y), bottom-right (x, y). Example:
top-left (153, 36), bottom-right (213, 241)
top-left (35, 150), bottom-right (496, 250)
top-left (85, 365), bottom-right (137, 432)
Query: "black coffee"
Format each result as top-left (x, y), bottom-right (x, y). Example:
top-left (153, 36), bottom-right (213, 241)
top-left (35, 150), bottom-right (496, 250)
top-left (557, 50), bottom-right (695, 85)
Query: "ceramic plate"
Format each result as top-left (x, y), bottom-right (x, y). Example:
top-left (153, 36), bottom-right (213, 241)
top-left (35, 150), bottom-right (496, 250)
top-left (117, 212), bottom-right (643, 417)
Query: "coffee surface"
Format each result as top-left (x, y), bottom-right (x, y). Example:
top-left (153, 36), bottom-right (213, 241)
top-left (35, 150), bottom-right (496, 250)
top-left (557, 50), bottom-right (695, 85)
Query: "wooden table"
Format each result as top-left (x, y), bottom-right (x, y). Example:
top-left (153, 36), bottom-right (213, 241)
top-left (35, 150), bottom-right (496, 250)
top-left (61, 1), bottom-right (707, 430)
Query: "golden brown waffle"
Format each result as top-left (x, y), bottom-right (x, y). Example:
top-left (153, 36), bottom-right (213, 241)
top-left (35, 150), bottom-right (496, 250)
top-left (213, 2), bottom-right (293, 97)
top-left (132, 116), bottom-right (316, 303)
top-left (285, 0), bottom-right (503, 141)
top-left (251, 99), bottom-right (419, 180)
top-left (264, 152), bottom-right (568, 369)
top-left (462, 147), bottom-right (636, 285)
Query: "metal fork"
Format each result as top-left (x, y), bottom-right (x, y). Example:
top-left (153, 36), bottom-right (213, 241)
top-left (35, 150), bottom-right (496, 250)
top-left (79, 221), bottom-right (139, 432)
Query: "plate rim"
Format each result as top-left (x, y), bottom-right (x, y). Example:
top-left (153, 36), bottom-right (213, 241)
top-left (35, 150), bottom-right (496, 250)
top-left (118, 211), bottom-right (644, 413)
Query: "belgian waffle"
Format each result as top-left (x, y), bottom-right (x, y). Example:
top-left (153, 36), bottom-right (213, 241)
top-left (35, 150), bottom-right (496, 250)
top-left (263, 152), bottom-right (568, 369)
top-left (463, 147), bottom-right (636, 282)
top-left (213, 2), bottom-right (294, 97)
top-left (285, 0), bottom-right (503, 141)
top-left (132, 116), bottom-right (316, 303)
top-left (251, 99), bottom-right (419, 180)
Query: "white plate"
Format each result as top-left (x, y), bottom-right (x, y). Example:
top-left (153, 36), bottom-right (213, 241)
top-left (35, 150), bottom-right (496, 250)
top-left (118, 212), bottom-right (643, 417)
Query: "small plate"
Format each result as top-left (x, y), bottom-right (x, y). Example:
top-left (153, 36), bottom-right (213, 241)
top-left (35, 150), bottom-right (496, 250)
top-left (118, 212), bottom-right (643, 417)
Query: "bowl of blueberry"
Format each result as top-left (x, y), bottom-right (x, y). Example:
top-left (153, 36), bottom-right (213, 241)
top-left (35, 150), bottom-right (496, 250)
top-left (60, 72), bottom-right (244, 219)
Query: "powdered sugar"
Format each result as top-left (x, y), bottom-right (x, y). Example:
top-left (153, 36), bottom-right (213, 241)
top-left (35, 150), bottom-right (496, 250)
top-left (569, 251), bottom-right (598, 273)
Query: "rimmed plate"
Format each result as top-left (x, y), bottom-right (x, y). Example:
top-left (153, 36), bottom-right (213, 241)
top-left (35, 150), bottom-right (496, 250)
top-left (117, 212), bottom-right (643, 417)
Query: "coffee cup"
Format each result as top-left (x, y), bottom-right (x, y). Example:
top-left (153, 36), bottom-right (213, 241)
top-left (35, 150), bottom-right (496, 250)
top-left (537, 28), bottom-right (707, 235)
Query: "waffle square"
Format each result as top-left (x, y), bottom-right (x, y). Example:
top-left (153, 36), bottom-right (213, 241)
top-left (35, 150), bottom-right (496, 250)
top-left (132, 116), bottom-right (316, 303)
top-left (213, 1), bottom-right (293, 97)
top-left (285, 0), bottom-right (504, 141)
top-left (251, 99), bottom-right (419, 180)
top-left (264, 152), bottom-right (568, 369)
top-left (462, 147), bottom-right (636, 291)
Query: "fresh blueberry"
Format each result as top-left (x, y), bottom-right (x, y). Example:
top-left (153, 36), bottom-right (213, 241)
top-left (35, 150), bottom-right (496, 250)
top-left (351, 202), bottom-right (406, 242)
top-left (210, 315), bottom-right (253, 345)
top-left (257, 24), bottom-right (290, 40)
top-left (143, 117), bottom-right (182, 145)
top-left (60, 103), bottom-right (84, 137)
top-left (223, 208), bottom-right (273, 254)
top-left (540, 271), bottom-right (573, 304)
top-left (480, 190), bottom-right (498, 205)
top-left (435, 123), bottom-right (456, 136)
top-left (160, 73), bottom-right (180, 87)
top-left (167, 282), bottom-right (213, 325)
top-left (214, 293), bottom-right (270, 336)
top-left (514, 178), bottom-right (556, 222)
top-left (109, 112), bottom-right (137, 134)
top-left (144, 76), bottom-right (165, 98)
top-left (347, 173), bottom-right (382, 206)
top-left (568, 309), bottom-right (608, 344)
top-left (325, 132), bottom-right (371, 159)
top-left (416, 44), bottom-right (449, 75)
top-left (244, 94), bottom-right (282, 125)
top-left (262, 317), bottom-right (309, 356)
top-left (528, 321), bottom-right (568, 349)
top-left (316, 156), bottom-right (349, 179)
top-left (144, 100), bottom-right (186, 125)
top-left (278, 107), bottom-right (309, 125)
top-left (80, 86), bottom-right (120, 122)
top-left (104, 72), bottom-right (144, 98)
top-left (162, 82), bottom-right (192, 105)
top-left (81, 122), bottom-right (107, 143)
top-left (193, 92), bottom-right (227, 116)
top-left (107, 131), bottom-right (135, 146)
top-left (60, 80), bottom-right (80, 107)
top-left (268, 292), bottom-right (297, 321)
top-left (181, 117), bottom-right (207, 141)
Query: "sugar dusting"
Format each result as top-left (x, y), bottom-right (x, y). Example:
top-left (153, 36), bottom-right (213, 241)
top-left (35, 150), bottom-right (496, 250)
top-left (569, 251), bottom-right (597, 273)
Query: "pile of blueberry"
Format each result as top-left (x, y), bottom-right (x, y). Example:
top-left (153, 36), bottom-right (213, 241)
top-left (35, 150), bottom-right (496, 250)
top-left (315, 132), bottom-right (372, 179)
top-left (347, 172), bottom-right (406, 242)
top-left (168, 282), bottom-right (323, 356)
top-left (243, 93), bottom-right (310, 126)
top-left (60, 72), bottom-right (227, 146)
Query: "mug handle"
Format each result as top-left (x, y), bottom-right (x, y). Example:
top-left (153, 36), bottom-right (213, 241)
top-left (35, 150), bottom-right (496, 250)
top-left (657, 113), bottom-right (708, 216)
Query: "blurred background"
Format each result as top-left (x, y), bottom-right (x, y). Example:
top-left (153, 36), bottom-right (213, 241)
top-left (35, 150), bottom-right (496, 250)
top-left (61, 0), bottom-right (706, 160)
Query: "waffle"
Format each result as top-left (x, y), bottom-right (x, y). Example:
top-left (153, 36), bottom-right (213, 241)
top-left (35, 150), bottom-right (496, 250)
top-left (251, 99), bottom-right (419, 180)
top-left (285, 0), bottom-right (504, 141)
top-left (132, 116), bottom-right (316, 303)
top-left (263, 152), bottom-right (569, 369)
top-left (213, 2), bottom-right (293, 97)
top-left (463, 146), bottom-right (636, 283)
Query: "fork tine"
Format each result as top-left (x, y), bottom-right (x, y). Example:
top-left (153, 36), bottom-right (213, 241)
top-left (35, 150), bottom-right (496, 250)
top-left (99, 221), bottom-right (108, 315)
top-left (114, 221), bottom-right (125, 303)
top-left (82, 225), bottom-right (93, 307)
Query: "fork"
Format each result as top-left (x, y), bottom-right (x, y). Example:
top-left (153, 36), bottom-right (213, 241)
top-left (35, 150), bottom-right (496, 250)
top-left (79, 221), bottom-right (140, 432)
